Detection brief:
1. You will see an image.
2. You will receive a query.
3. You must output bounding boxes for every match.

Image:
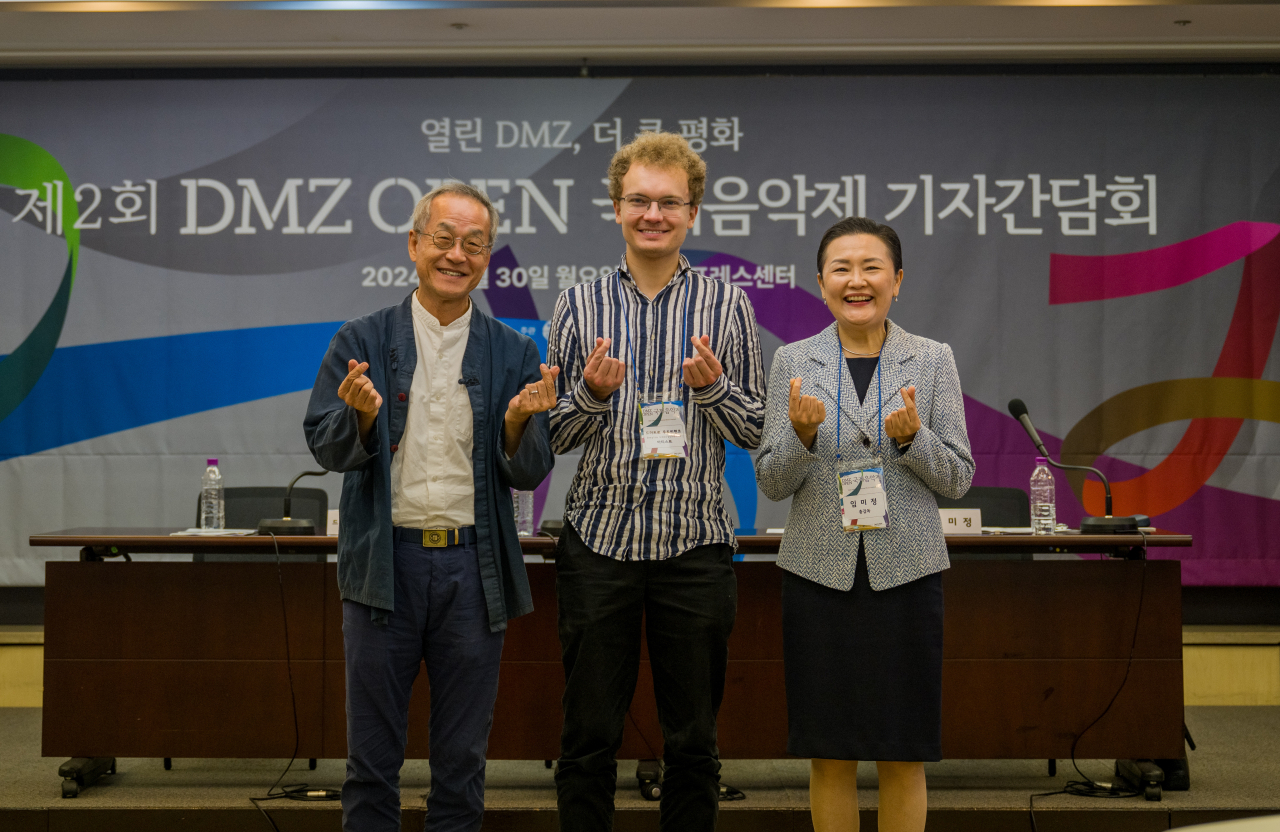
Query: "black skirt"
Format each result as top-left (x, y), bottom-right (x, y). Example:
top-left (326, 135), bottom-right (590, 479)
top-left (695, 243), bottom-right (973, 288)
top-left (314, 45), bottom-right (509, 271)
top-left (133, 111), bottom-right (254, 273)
top-left (781, 539), bottom-right (944, 762)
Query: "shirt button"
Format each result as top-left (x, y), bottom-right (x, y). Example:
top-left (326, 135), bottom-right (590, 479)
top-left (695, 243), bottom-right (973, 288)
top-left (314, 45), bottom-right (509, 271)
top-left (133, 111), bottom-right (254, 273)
top-left (398, 393), bottom-right (406, 402)
top-left (390, 444), bottom-right (399, 452)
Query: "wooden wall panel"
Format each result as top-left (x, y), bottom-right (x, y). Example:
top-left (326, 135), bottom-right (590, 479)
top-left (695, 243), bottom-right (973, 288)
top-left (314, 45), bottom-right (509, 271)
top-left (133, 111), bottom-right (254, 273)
top-left (45, 562), bottom-right (326, 662)
top-left (42, 558), bottom-right (1183, 764)
top-left (501, 566), bottom-right (561, 662)
top-left (717, 660), bottom-right (790, 758)
top-left (942, 561), bottom-right (1181, 660)
top-left (942, 659), bottom-right (1185, 759)
top-left (43, 659), bottom-right (324, 758)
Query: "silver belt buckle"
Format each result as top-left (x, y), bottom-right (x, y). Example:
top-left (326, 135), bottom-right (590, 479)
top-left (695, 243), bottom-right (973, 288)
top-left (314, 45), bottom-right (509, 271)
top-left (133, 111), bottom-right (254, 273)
top-left (423, 529), bottom-right (452, 548)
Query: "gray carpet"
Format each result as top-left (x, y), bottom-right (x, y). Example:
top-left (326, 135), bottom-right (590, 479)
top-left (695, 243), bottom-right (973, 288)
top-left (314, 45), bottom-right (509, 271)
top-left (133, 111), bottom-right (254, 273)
top-left (2, 707), bottom-right (1278, 813)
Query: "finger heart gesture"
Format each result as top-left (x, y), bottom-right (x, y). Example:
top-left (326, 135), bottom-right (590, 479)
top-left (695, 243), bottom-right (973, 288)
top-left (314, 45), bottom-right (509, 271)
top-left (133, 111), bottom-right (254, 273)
top-left (681, 335), bottom-right (723, 389)
top-left (338, 359), bottom-right (383, 414)
top-left (583, 337), bottom-right (626, 402)
top-left (884, 385), bottom-right (920, 446)
top-left (507, 363), bottom-right (562, 422)
top-left (787, 378), bottom-right (826, 451)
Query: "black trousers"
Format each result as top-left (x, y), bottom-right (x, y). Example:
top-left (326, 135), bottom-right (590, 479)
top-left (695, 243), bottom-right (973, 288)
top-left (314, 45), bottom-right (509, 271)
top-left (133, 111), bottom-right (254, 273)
top-left (554, 522), bottom-right (737, 832)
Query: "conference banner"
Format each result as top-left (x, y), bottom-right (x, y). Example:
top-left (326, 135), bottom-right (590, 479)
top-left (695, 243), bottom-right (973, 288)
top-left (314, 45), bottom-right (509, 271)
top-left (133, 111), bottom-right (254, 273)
top-left (2, 74), bottom-right (1278, 586)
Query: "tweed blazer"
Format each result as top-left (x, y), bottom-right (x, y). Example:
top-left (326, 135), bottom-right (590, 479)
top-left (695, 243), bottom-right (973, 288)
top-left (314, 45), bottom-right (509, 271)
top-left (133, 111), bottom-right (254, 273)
top-left (754, 320), bottom-right (975, 592)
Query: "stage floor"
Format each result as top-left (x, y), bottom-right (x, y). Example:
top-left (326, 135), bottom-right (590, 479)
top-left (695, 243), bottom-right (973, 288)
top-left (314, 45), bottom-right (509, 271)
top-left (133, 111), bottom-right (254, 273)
top-left (2, 707), bottom-right (1278, 831)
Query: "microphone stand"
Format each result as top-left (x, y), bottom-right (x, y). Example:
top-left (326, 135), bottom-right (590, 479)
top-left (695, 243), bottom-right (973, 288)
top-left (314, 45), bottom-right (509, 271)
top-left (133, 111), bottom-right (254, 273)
top-left (1037, 458), bottom-right (1137, 534)
top-left (257, 470), bottom-right (329, 536)
top-left (1008, 399), bottom-right (1138, 535)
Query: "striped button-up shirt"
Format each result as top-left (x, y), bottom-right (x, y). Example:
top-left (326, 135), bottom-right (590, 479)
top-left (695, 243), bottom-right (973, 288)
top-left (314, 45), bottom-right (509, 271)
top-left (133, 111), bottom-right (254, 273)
top-left (547, 253), bottom-right (767, 561)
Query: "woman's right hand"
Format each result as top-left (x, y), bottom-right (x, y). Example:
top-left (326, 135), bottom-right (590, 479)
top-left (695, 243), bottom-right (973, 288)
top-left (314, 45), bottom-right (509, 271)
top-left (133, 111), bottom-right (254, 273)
top-left (788, 377), bottom-right (826, 450)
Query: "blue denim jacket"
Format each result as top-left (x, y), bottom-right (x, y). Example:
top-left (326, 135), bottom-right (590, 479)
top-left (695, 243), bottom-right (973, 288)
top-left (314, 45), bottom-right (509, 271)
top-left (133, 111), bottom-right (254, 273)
top-left (304, 293), bottom-right (553, 631)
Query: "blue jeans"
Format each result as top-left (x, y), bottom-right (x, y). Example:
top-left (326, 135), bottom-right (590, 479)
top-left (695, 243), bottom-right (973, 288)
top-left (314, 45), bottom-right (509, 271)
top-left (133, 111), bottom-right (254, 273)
top-left (342, 533), bottom-right (505, 832)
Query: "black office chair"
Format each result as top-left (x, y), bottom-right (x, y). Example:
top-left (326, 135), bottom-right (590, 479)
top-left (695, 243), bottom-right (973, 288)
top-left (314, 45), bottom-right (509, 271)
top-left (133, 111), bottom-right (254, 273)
top-left (193, 486), bottom-right (329, 562)
top-left (936, 485), bottom-right (1032, 561)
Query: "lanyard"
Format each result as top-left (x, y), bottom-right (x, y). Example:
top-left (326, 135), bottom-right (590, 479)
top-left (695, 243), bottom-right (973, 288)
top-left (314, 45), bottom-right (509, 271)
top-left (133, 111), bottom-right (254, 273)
top-left (834, 329), bottom-right (882, 465)
top-left (619, 270), bottom-right (692, 400)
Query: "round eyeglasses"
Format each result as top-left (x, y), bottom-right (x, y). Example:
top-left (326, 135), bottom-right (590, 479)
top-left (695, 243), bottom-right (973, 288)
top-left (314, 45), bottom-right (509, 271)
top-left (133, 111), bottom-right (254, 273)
top-left (416, 229), bottom-right (492, 257)
top-left (620, 196), bottom-right (692, 216)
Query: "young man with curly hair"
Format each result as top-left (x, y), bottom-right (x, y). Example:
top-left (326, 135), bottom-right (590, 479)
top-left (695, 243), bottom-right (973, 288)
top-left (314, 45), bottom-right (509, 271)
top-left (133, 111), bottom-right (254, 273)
top-left (546, 132), bottom-right (766, 831)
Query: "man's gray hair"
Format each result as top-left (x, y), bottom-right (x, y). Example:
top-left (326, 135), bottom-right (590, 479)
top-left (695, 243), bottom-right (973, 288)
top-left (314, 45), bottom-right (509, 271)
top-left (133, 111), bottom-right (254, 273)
top-left (411, 181), bottom-right (499, 246)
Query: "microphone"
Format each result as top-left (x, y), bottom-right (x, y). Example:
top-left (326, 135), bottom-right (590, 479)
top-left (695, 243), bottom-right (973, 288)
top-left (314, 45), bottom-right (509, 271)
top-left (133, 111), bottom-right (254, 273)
top-left (1006, 399), bottom-right (1137, 535)
top-left (257, 470), bottom-right (330, 536)
top-left (1007, 398), bottom-right (1049, 457)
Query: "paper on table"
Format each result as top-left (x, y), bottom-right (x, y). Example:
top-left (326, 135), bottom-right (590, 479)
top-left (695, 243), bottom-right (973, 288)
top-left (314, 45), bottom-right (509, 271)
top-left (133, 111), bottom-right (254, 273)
top-left (981, 526), bottom-right (1034, 534)
top-left (170, 528), bottom-right (258, 536)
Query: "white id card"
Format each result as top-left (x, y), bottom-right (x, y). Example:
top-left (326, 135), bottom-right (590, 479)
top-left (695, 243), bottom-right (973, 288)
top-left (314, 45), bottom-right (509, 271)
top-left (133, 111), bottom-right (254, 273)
top-left (638, 400), bottom-right (688, 459)
top-left (839, 465), bottom-right (889, 532)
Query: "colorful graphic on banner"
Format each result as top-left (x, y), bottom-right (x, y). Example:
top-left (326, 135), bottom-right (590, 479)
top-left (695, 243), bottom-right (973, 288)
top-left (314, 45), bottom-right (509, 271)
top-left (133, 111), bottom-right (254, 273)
top-left (1054, 222), bottom-right (1280, 520)
top-left (0, 135), bottom-right (79, 425)
top-left (4, 75), bottom-right (1280, 586)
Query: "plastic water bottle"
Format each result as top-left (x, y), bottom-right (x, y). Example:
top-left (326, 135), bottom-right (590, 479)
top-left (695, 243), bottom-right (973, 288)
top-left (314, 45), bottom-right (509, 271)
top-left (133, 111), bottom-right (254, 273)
top-left (513, 490), bottom-right (535, 537)
top-left (1030, 457), bottom-right (1056, 535)
top-left (200, 459), bottom-right (225, 530)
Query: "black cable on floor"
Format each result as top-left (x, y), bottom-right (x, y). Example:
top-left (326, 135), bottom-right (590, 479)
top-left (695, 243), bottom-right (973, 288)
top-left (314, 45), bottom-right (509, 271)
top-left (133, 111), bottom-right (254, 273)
top-left (1028, 547), bottom-right (1150, 831)
top-left (250, 534), bottom-right (339, 832)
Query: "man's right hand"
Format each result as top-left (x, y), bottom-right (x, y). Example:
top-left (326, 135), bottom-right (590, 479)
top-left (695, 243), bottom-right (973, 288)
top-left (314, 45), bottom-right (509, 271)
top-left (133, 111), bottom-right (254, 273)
top-left (583, 337), bottom-right (627, 402)
top-left (339, 359), bottom-right (382, 443)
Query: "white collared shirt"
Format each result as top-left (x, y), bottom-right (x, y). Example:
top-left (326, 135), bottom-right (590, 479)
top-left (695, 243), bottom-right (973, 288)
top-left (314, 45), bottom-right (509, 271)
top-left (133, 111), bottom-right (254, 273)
top-left (390, 293), bottom-right (475, 528)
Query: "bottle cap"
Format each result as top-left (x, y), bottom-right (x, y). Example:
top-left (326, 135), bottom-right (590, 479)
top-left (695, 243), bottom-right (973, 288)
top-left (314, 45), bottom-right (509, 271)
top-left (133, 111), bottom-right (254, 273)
top-left (207, 458), bottom-right (218, 465)
top-left (1035, 457), bottom-right (1048, 465)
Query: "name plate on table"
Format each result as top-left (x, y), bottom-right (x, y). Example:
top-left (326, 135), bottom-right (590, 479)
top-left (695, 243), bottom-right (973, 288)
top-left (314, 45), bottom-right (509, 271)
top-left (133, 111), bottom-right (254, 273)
top-left (939, 508), bottom-right (982, 535)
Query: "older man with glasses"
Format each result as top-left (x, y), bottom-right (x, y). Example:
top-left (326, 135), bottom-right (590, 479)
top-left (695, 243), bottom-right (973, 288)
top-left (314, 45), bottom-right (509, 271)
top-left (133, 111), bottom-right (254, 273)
top-left (547, 132), bottom-right (767, 831)
top-left (305, 182), bottom-right (558, 832)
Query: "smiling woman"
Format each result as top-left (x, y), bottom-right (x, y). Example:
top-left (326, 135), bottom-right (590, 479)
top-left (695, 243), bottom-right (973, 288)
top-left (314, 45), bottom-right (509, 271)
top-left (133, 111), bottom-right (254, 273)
top-left (816, 217), bottom-right (903, 360)
top-left (754, 216), bottom-right (974, 832)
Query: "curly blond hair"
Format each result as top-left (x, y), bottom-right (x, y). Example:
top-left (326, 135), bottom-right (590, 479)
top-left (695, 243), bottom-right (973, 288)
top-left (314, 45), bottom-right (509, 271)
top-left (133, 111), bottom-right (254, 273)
top-left (606, 132), bottom-right (707, 206)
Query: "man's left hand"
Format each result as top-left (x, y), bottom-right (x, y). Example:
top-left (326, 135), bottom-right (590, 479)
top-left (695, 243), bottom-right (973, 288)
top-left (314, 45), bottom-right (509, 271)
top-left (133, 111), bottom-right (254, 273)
top-left (506, 363), bottom-right (561, 424)
top-left (681, 335), bottom-right (723, 389)
top-left (884, 385), bottom-right (920, 447)
top-left (504, 363), bottom-right (560, 457)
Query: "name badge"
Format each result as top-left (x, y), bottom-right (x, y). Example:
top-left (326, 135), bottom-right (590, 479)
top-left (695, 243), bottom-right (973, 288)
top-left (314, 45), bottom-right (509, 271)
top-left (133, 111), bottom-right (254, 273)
top-left (839, 465), bottom-right (889, 532)
top-left (639, 399), bottom-right (688, 459)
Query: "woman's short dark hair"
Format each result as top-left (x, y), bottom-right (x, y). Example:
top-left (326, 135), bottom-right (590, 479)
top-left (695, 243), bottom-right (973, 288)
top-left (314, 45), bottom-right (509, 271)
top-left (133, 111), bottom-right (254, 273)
top-left (816, 217), bottom-right (903, 275)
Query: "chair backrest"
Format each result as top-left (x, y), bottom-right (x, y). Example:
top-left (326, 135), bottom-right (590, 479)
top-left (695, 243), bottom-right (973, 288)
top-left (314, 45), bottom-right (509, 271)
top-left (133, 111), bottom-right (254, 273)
top-left (193, 486), bottom-right (329, 562)
top-left (195, 486), bottom-right (329, 530)
top-left (936, 486), bottom-right (1030, 528)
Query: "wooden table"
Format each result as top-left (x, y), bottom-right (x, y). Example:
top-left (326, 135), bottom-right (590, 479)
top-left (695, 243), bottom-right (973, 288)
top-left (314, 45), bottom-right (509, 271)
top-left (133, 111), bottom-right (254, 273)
top-left (34, 529), bottom-right (1190, 786)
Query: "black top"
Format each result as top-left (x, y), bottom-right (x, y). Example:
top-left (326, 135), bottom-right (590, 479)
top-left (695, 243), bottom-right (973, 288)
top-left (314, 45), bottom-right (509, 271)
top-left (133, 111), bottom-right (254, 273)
top-left (846, 356), bottom-right (880, 406)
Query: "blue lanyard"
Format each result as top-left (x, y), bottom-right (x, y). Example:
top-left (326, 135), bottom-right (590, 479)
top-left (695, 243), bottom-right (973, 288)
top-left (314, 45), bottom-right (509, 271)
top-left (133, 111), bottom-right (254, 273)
top-left (619, 270), bottom-right (692, 401)
top-left (834, 329), bottom-right (882, 465)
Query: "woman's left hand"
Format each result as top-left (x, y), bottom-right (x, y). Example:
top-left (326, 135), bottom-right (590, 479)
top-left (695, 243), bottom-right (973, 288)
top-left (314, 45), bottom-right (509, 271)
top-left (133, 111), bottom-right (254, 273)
top-left (884, 385), bottom-right (920, 447)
